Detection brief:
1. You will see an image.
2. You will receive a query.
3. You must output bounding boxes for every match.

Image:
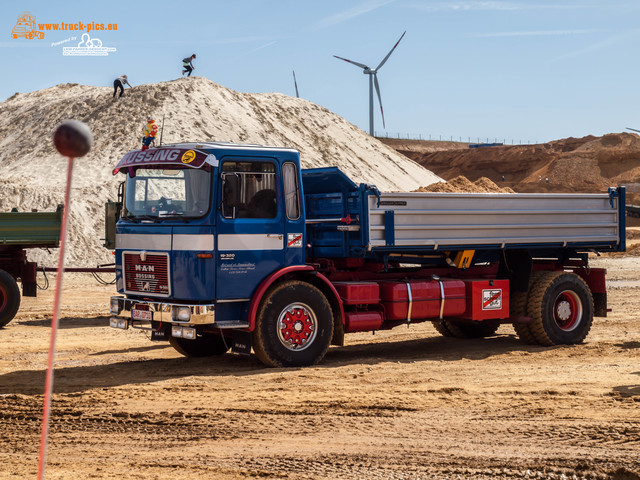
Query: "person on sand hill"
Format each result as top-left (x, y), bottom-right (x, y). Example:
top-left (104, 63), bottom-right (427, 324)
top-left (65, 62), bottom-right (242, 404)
top-left (113, 75), bottom-right (131, 99)
top-left (182, 54), bottom-right (196, 76)
top-left (141, 116), bottom-right (158, 151)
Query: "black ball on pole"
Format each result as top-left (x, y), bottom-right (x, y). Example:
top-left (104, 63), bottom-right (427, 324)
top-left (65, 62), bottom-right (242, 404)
top-left (53, 120), bottom-right (93, 158)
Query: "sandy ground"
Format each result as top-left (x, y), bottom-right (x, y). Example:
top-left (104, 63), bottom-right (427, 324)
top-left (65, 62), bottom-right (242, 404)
top-left (0, 249), bottom-right (639, 480)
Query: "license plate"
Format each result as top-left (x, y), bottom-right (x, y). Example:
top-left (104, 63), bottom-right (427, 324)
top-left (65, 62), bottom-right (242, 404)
top-left (132, 308), bottom-right (153, 321)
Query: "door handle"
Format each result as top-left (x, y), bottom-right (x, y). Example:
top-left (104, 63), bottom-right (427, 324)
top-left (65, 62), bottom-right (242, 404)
top-left (267, 234), bottom-right (283, 240)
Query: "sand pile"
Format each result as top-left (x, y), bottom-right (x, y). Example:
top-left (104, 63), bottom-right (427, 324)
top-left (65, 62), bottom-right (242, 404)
top-left (0, 77), bottom-right (441, 266)
top-left (414, 176), bottom-right (514, 193)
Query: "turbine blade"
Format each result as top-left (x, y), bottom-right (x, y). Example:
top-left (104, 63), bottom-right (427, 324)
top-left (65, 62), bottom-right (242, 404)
top-left (374, 74), bottom-right (385, 129)
top-left (376, 31), bottom-right (406, 71)
top-left (333, 55), bottom-right (369, 70)
top-left (626, 127), bottom-right (640, 133)
top-left (293, 70), bottom-right (299, 98)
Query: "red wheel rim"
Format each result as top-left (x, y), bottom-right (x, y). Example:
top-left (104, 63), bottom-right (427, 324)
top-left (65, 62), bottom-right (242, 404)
top-left (553, 290), bottom-right (582, 331)
top-left (277, 302), bottom-right (317, 351)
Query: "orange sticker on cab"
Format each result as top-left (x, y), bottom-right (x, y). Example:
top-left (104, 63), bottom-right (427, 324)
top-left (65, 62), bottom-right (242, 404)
top-left (181, 150), bottom-right (196, 164)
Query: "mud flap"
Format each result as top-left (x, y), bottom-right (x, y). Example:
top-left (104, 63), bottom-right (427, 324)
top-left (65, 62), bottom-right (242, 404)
top-left (151, 321), bottom-right (170, 341)
top-left (232, 330), bottom-right (252, 355)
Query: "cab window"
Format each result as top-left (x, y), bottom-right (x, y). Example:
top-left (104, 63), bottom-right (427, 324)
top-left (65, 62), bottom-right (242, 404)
top-left (221, 161), bottom-right (277, 219)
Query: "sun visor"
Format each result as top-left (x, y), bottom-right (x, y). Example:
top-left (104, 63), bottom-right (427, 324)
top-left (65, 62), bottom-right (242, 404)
top-left (112, 148), bottom-right (218, 175)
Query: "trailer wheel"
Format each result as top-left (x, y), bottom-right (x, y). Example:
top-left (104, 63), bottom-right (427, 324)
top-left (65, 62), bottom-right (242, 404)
top-left (527, 272), bottom-right (594, 346)
top-left (169, 333), bottom-right (230, 357)
top-left (253, 280), bottom-right (333, 367)
top-left (432, 319), bottom-right (499, 338)
top-left (0, 270), bottom-right (20, 328)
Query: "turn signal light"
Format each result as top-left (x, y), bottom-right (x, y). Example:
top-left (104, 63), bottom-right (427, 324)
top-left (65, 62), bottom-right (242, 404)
top-left (197, 253), bottom-right (213, 259)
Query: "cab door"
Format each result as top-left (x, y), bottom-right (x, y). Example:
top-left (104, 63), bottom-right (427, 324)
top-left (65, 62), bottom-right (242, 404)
top-left (215, 157), bottom-right (284, 300)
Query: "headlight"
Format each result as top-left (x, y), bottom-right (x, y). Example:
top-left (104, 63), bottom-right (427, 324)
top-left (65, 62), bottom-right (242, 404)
top-left (110, 298), bottom-right (122, 315)
top-left (174, 306), bottom-right (191, 322)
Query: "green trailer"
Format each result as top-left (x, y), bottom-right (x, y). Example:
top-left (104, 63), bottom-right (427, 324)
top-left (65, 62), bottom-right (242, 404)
top-left (0, 205), bottom-right (62, 327)
top-left (626, 204), bottom-right (640, 218)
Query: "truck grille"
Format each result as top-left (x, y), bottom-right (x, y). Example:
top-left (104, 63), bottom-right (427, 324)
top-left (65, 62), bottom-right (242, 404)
top-left (123, 252), bottom-right (170, 297)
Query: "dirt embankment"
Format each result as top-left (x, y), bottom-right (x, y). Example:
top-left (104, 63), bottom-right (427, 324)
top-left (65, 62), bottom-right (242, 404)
top-left (381, 133), bottom-right (640, 201)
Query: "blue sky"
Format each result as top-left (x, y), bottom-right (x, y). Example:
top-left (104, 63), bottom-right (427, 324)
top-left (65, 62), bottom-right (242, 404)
top-left (3, 0), bottom-right (640, 143)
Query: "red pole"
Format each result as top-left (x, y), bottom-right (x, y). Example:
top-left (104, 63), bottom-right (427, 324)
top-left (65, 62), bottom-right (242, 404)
top-left (37, 156), bottom-right (74, 480)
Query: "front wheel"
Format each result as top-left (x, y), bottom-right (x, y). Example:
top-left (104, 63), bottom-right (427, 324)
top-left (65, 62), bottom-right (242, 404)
top-left (527, 272), bottom-right (594, 346)
top-left (0, 270), bottom-right (20, 328)
top-left (253, 280), bottom-right (333, 367)
top-left (169, 333), bottom-right (230, 357)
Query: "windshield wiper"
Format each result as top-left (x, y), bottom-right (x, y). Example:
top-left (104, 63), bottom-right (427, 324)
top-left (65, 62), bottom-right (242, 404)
top-left (127, 214), bottom-right (159, 223)
top-left (158, 212), bottom-right (188, 223)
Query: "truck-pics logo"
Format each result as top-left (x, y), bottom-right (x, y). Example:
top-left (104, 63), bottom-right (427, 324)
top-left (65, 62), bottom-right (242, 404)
top-left (11, 12), bottom-right (44, 39)
top-left (63, 33), bottom-right (116, 56)
top-left (482, 289), bottom-right (503, 310)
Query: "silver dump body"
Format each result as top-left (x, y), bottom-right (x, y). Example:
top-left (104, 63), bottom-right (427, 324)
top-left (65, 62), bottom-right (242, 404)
top-left (367, 191), bottom-right (624, 252)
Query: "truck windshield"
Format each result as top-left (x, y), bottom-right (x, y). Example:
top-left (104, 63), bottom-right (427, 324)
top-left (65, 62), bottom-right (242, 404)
top-left (123, 167), bottom-right (211, 219)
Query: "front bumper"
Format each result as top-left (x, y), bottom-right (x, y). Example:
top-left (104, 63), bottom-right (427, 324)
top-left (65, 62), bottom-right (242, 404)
top-left (109, 296), bottom-right (215, 327)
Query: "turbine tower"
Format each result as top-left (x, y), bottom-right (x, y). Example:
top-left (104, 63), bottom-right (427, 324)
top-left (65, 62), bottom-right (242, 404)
top-left (334, 31), bottom-right (406, 136)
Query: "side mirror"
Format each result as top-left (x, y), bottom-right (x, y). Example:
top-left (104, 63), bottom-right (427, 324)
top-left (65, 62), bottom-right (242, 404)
top-left (223, 174), bottom-right (241, 208)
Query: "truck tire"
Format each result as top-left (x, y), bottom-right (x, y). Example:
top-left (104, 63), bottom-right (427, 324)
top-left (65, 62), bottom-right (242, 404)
top-left (512, 272), bottom-right (545, 344)
top-left (432, 319), bottom-right (499, 338)
top-left (527, 271), bottom-right (594, 346)
top-left (0, 270), bottom-right (20, 328)
top-left (253, 280), bottom-right (333, 367)
top-left (169, 333), bottom-right (230, 357)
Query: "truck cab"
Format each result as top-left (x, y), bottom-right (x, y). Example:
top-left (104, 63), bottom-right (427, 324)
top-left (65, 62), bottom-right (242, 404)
top-left (109, 143), bottom-right (309, 359)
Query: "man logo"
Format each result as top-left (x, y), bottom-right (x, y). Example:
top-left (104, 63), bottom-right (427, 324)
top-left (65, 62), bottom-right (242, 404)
top-left (142, 282), bottom-right (150, 292)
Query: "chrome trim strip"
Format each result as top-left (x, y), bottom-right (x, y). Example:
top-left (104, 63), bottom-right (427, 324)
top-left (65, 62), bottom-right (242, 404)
top-left (117, 234), bottom-right (171, 250)
top-left (405, 282), bottom-right (413, 324)
top-left (173, 234), bottom-right (214, 251)
top-left (438, 280), bottom-right (445, 320)
top-left (218, 234), bottom-right (284, 251)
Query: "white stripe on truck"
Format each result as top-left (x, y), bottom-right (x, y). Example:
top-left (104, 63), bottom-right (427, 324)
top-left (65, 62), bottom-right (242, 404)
top-left (116, 234), bottom-right (214, 251)
top-left (218, 234), bottom-right (283, 251)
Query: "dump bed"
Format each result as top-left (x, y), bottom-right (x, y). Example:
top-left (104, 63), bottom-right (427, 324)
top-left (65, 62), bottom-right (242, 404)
top-left (302, 168), bottom-right (625, 258)
top-left (0, 205), bottom-right (62, 249)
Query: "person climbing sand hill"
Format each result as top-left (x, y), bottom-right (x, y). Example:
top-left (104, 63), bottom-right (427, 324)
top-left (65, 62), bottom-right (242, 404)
top-left (182, 54), bottom-right (196, 77)
top-left (113, 75), bottom-right (131, 99)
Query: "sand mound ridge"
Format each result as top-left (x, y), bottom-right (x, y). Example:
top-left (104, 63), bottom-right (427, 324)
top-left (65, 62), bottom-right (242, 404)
top-left (414, 176), bottom-right (514, 193)
top-left (0, 77), bottom-right (441, 267)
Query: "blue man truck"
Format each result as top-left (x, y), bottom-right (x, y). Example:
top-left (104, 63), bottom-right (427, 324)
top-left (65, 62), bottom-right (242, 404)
top-left (108, 142), bottom-right (625, 367)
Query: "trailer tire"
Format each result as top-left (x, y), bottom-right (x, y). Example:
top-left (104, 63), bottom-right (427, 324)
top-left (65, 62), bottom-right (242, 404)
top-left (169, 334), bottom-right (230, 357)
top-left (0, 270), bottom-right (20, 328)
top-left (527, 272), bottom-right (594, 346)
top-left (253, 280), bottom-right (333, 367)
top-left (433, 319), bottom-right (499, 338)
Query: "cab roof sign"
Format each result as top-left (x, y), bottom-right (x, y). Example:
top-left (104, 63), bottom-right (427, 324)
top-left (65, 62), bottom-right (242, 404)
top-left (112, 148), bottom-right (218, 175)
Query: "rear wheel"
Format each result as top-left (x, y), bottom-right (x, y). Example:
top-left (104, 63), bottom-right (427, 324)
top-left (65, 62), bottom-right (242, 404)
top-left (169, 333), bottom-right (230, 357)
top-left (511, 272), bottom-right (544, 344)
top-left (433, 318), bottom-right (499, 338)
top-left (253, 280), bottom-right (333, 367)
top-left (527, 272), bottom-right (594, 346)
top-left (0, 270), bottom-right (20, 328)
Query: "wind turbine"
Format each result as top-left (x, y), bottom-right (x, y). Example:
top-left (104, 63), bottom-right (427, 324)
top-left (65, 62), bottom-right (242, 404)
top-left (293, 70), bottom-right (299, 98)
top-left (334, 31), bottom-right (406, 136)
